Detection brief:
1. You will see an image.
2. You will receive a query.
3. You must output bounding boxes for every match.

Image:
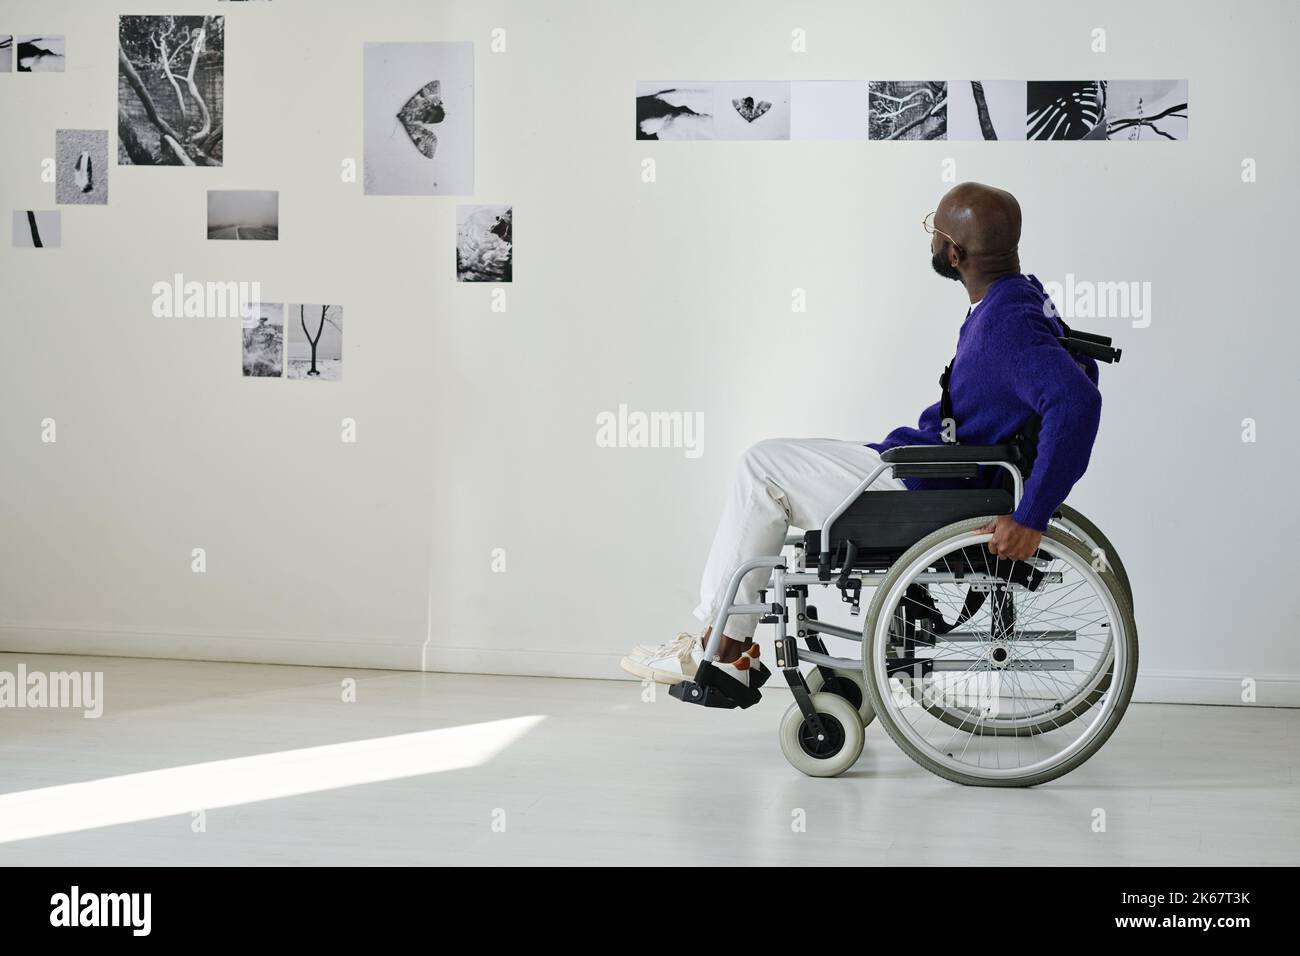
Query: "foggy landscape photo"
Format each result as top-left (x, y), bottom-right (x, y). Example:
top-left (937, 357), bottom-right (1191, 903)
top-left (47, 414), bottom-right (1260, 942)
top-left (207, 190), bottom-right (278, 240)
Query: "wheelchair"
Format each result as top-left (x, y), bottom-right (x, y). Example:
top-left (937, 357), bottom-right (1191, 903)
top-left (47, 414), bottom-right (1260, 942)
top-left (671, 330), bottom-right (1135, 788)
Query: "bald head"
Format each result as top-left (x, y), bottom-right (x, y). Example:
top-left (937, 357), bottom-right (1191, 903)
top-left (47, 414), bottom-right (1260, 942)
top-left (931, 182), bottom-right (1022, 289)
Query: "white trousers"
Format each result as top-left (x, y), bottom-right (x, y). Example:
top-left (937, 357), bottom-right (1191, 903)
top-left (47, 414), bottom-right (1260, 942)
top-left (693, 438), bottom-right (905, 639)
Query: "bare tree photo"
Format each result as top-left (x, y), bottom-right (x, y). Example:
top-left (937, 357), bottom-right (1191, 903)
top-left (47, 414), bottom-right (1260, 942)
top-left (287, 305), bottom-right (343, 380)
top-left (118, 16), bottom-right (224, 166)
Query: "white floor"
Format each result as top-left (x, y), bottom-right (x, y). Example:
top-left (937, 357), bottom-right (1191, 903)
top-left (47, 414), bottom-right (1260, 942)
top-left (0, 652), bottom-right (1296, 866)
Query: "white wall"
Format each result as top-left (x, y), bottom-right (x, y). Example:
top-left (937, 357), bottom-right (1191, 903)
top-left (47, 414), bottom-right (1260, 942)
top-left (2, 0), bottom-right (1297, 705)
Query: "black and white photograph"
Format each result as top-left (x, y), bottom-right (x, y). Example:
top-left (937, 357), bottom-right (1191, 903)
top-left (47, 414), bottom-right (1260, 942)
top-left (55, 129), bottom-right (109, 205)
top-left (946, 80), bottom-right (1027, 140)
top-left (118, 15), bottom-right (224, 166)
top-left (207, 190), bottom-right (278, 240)
top-left (15, 34), bottom-right (64, 72)
top-left (363, 41), bottom-right (473, 196)
top-left (713, 81), bottom-right (790, 140)
top-left (790, 81), bottom-right (868, 141)
top-left (1105, 80), bottom-right (1188, 140)
top-left (241, 302), bottom-right (284, 378)
top-left (0, 36), bottom-right (12, 72)
top-left (635, 83), bottom-right (714, 140)
top-left (286, 304), bottom-right (343, 380)
top-left (1026, 81), bottom-right (1108, 140)
top-left (868, 81), bottom-right (947, 140)
top-left (456, 204), bottom-right (512, 282)
top-left (11, 210), bottom-right (61, 248)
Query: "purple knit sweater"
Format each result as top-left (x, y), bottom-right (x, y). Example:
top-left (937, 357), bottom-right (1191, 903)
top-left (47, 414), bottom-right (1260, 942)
top-left (868, 273), bottom-right (1102, 531)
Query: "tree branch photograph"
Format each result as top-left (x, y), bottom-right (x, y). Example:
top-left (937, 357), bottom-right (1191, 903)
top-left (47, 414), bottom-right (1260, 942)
top-left (117, 15), bottom-right (224, 167)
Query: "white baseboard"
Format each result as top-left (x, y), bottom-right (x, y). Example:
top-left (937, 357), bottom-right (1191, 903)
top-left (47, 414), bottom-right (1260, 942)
top-left (0, 623), bottom-right (425, 671)
top-left (1131, 671), bottom-right (1299, 707)
top-left (0, 623), bottom-right (629, 680)
top-left (1, 623), bottom-right (1296, 707)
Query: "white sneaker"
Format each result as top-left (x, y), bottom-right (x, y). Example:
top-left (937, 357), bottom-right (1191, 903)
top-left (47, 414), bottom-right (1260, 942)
top-left (620, 632), bottom-right (703, 685)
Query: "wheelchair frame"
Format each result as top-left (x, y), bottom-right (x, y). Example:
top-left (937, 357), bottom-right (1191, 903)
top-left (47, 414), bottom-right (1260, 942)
top-left (690, 456), bottom-right (1026, 736)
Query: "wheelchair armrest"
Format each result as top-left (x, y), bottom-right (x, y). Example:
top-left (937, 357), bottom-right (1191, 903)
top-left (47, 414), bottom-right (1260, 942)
top-left (880, 444), bottom-right (1021, 464)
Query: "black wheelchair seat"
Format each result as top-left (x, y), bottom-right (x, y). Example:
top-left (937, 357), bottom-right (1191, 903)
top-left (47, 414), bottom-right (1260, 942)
top-left (804, 487), bottom-right (1014, 569)
top-left (880, 444), bottom-right (1020, 464)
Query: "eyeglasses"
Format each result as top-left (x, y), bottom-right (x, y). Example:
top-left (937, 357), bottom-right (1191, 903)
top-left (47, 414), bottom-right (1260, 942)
top-left (923, 211), bottom-right (963, 255)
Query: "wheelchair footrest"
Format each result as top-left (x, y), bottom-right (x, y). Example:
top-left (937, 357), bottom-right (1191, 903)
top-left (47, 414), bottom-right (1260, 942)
top-left (669, 680), bottom-right (742, 709)
top-left (670, 661), bottom-right (764, 709)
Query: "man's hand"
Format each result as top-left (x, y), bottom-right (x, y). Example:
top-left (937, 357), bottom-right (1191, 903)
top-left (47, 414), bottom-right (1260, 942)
top-left (981, 515), bottom-right (1042, 561)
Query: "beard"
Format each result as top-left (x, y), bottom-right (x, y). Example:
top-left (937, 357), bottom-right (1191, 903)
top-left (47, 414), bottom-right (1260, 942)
top-left (931, 242), bottom-right (962, 281)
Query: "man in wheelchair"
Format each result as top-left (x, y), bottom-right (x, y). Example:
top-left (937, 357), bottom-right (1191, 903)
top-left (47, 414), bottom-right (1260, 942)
top-left (622, 182), bottom-right (1104, 701)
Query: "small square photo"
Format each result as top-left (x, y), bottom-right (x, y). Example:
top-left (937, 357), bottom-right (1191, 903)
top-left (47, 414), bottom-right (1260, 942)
top-left (456, 205), bottom-right (512, 282)
top-left (208, 190), bottom-right (278, 240)
top-left (13, 211), bottom-right (61, 248)
top-left (16, 35), bottom-right (64, 72)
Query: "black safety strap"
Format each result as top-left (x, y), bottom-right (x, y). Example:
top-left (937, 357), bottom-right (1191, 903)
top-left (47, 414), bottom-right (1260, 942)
top-left (938, 362), bottom-right (955, 430)
top-left (907, 556), bottom-right (1046, 636)
top-left (908, 581), bottom-right (985, 636)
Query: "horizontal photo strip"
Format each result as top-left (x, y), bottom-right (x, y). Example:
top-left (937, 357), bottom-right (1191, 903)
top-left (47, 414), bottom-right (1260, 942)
top-left (637, 81), bottom-right (1187, 141)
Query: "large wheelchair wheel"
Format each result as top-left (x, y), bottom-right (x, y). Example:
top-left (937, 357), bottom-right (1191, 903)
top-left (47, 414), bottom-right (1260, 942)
top-left (863, 517), bottom-right (1137, 787)
top-left (914, 505), bottom-right (1129, 737)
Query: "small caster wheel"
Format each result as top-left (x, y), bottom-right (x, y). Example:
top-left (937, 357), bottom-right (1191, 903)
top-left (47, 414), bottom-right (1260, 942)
top-left (806, 668), bottom-right (875, 727)
top-left (779, 692), bottom-right (865, 778)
